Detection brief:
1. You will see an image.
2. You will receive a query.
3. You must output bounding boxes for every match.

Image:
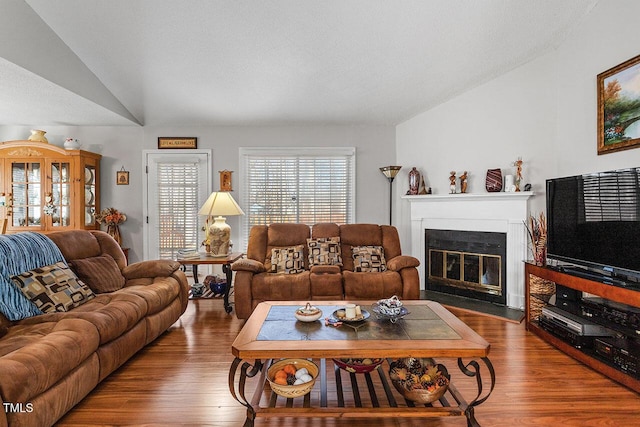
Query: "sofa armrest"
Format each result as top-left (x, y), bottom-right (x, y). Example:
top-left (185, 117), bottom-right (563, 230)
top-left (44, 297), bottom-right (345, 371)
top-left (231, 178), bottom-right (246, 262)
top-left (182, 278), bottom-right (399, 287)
top-left (386, 255), bottom-right (420, 271)
top-left (231, 258), bottom-right (266, 274)
top-left (310, 265), bottom-right (341, 274)
top-left (122, 260), bottom-right (181, 280)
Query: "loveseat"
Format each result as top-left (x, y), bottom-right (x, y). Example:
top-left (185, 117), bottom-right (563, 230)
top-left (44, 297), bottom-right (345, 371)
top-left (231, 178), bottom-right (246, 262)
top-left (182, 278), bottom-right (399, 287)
top-left (0, 230), bottom-right (189, 427)
top-left (231, 223), bottom-right (420, 319)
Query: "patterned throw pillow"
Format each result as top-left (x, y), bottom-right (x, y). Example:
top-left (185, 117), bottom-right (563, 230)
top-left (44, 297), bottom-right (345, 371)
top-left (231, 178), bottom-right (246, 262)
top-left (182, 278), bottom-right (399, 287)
top-left (307, 237), bottom-right (343, 266)
top-left (271, 245), bottom-right (305, 274)
top-left (352, 246), bottom-right (387, 272)
top-left (11, 262), bottom-right (95, 313)
top-left (69, 255), bottom-right (125, 293)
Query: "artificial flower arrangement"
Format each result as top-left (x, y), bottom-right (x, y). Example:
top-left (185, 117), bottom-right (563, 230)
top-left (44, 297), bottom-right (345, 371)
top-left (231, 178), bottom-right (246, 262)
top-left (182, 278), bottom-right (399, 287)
top-left (95, 207), bottom-right (127, 226)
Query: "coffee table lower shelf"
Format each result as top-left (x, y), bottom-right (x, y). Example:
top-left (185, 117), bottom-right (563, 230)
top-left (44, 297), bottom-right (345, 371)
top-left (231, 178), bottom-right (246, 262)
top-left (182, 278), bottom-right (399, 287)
top-left (229, 357), bottom-right (494, 426)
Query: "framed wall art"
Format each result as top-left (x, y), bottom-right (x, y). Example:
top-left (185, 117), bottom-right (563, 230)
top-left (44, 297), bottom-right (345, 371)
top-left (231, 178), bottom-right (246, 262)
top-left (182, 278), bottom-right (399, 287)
top-left (219, 170), bottom-right (233, 191)
top-left (597, 53), bottom-right (640, 155)
top-left (158, 137), bottom-right (197, 149)
top-left (117, 167), bottom-right (130, 185)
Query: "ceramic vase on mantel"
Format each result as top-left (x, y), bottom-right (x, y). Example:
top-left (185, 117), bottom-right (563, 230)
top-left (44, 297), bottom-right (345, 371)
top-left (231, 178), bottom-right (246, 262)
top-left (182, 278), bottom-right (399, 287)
top-left (408, 167), bottom-right (420, 195)
top-left (485, 168), bottom-right (503, 192)
top-left (106, 224), bottom-right (122, 246)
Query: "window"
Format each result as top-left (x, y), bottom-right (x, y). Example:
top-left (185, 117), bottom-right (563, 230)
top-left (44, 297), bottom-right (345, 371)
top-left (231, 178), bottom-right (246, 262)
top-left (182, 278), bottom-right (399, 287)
top-left (144, 151), bottom-right (211, 260)
top-left (239, 147), bottom-right (355, 249)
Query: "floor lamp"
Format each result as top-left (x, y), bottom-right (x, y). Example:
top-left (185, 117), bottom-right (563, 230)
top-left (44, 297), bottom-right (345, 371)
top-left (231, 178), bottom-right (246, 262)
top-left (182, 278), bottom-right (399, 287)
top-left (379, 166), bottom-right (402, 225)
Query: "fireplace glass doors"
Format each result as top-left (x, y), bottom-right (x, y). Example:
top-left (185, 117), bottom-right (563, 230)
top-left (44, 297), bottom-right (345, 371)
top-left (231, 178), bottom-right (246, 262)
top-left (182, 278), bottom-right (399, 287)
top-left (426, 229), bottom-right (507, 305)
top-left (429, 250), bottom-right (501, 294)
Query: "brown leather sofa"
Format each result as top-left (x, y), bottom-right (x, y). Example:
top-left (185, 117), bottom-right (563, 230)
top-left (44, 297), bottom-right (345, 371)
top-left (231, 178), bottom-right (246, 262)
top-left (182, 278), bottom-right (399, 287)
top-left (0, 230), bottom-right (189, 427)
top-left (232, 223), bottom-right (420, 319)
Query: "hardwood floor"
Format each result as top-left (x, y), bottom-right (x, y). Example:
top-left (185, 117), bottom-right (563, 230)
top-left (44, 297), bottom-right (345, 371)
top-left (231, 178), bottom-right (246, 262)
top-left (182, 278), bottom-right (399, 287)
top-left (56, 298), bottom-right (640, 427)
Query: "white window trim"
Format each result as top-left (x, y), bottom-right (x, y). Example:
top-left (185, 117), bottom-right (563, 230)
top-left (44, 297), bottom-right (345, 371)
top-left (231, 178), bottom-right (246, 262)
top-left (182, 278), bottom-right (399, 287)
top-left (238, 146), bottom-right (356, 250)
top-left (142, 149), bottom-right (212, 260)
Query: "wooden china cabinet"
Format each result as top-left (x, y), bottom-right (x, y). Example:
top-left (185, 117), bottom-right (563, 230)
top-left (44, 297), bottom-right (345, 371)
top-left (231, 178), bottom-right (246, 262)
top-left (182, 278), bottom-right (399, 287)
top-left (0, 140), bottom-right (101, 233)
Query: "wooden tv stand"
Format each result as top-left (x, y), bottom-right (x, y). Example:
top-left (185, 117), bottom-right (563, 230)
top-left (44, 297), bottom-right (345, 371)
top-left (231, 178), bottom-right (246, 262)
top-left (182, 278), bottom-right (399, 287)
top-left (525, 263), bottom-right (640, 393)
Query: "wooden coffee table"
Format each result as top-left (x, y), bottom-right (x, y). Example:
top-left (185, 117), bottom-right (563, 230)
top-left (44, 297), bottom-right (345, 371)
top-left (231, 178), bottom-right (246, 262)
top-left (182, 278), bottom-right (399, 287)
top-left (229, 300), bottom-right (495, 426)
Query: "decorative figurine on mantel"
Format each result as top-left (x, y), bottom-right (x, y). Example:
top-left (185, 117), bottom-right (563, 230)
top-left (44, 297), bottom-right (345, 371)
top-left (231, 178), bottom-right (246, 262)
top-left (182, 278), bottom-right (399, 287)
top-left (449, 171), bottom-right (457, 194)
top-left (513, 157), bottom-right (523, 192)
top-left (459, 171), bottom-right (468, 193)
top-left (418, 176), bottom-right (429, 194)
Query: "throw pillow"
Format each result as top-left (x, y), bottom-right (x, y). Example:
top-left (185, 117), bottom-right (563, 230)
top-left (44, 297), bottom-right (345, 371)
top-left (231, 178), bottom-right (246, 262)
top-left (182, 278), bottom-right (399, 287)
top-left (69, 255), bottom-right (125, 293)
top-left (307, 237), bottom-right (343, 266)
top-left (352, 246), bottom-right (387, 272)
top-left (11, 262), bottom-right (95, 313)
top-left (271, 245), bottom-right (305, 274)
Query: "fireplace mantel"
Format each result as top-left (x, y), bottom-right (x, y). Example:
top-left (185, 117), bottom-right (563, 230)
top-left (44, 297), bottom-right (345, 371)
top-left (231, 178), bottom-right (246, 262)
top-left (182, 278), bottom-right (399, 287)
top-left (402, 192), bottom-right (534, 309)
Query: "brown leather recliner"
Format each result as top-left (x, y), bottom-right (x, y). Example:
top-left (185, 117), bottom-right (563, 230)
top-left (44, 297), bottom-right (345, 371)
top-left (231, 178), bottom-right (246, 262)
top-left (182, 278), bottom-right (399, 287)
top-left (232, 223), bottom-right (420, 319)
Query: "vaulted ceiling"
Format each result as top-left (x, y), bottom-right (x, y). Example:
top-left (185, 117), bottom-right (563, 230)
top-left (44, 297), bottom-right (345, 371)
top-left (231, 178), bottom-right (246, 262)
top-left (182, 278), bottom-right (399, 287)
top-left (0, 0), bottom-right (597, 127)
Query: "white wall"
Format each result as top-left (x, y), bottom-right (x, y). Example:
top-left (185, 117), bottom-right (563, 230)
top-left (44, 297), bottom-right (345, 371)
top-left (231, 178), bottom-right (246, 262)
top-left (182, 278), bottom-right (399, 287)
top-left (0, 124), bottom-right (395, 262)
top-left (396, 0), bottom-right (640, 254)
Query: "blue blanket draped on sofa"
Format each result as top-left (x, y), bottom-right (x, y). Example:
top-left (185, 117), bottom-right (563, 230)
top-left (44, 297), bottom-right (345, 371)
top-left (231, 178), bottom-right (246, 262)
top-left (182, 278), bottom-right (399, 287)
top-left (0, 232), bottom-right (67, 320)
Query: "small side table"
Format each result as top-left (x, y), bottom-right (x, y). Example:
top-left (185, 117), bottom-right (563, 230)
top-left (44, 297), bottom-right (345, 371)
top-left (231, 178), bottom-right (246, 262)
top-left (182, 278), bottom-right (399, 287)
top-left (177, 252), bottom-right (243, 313)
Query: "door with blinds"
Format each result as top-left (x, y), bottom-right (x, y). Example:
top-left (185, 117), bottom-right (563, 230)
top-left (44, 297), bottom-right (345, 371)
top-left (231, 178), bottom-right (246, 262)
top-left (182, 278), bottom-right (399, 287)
top-left (144, 151), bottom-right (211, 260)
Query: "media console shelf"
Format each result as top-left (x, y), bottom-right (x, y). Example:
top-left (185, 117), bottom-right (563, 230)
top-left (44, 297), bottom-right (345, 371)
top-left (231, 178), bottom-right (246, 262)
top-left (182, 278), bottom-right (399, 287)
top-left (525, 262), bottom-right (640, 393)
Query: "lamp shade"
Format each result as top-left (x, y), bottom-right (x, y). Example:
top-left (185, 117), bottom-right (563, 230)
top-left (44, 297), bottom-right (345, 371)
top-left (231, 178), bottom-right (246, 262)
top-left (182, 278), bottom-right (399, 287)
top-left (380, 166), bottom-right (402, 180)
top-left (198, 192), bottom-right (245, 217)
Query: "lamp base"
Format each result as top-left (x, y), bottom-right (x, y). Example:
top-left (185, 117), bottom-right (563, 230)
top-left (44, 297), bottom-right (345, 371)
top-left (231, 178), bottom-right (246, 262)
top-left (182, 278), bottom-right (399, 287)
top-left (207, 216), bottom-right (231, 257)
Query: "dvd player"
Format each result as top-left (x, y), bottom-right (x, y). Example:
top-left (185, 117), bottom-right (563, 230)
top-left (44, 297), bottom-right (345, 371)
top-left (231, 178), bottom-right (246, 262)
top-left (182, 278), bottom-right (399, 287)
top-left (541, 306), bottom-right (613, 336)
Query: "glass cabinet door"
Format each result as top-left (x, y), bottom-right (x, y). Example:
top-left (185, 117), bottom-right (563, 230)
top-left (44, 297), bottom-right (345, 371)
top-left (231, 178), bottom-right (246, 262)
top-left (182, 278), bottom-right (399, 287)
top-left (84, 165), bottom-right (97, 227)
top-left (49, 161), bottom-right (71, 227)
top-left (11, 162), bottom-right (41, 227)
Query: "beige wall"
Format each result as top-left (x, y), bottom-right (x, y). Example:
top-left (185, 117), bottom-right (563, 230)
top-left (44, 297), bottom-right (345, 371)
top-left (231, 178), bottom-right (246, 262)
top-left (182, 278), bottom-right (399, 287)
top-left (0, 124), bottom-right (396, 262)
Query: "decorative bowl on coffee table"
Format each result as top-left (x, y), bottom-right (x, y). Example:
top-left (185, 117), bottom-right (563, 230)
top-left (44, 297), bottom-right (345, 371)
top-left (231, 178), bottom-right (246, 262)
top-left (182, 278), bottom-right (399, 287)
top-left (267, 358), bottom-right (318, 398)
top-left (372, 303), bottom-right (409, 323)
top-left (389, 357), bottom-right (450, 404)
top-left (294, 302), bottom-right (323, 322)
top-left (333, 357), bottom-right (384, 373)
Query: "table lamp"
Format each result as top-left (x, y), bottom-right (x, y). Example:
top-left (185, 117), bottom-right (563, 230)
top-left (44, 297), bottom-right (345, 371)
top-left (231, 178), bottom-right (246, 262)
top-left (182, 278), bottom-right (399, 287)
top-left (379, 166), bottom-right (402, 225)
top-left (198, 192), bottom-right (245, 257)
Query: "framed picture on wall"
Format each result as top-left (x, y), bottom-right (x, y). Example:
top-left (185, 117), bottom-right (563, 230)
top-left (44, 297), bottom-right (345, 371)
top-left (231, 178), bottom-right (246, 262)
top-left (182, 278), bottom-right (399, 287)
top-left (597, 53), bottom-right (640, 155)
top-left (219, 170), bottom-right (233, 191)
top-left (117, 170), bottom-right (130, 185)
top-left (158, 137), bottom-right (197, 149)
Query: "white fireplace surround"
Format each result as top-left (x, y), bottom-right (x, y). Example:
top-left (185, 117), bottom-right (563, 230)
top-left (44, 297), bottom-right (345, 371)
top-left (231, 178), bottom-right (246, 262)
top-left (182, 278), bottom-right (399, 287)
top-left (402, 192), bottom-right (533, 310)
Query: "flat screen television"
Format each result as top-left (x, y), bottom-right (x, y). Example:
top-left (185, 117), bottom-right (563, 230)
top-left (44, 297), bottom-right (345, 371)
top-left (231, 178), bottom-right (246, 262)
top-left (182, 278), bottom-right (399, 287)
top-left (546, 167), bottom-right (640, 286)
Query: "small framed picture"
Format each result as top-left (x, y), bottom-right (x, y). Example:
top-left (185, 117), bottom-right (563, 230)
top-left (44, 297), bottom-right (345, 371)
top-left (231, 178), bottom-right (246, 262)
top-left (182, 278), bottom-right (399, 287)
top-left (158, 137), bottom-right (197, 149)
top-left (117, 170), bottom-right (130, 185)
top-left (220, 170), bottom-right (233, 191)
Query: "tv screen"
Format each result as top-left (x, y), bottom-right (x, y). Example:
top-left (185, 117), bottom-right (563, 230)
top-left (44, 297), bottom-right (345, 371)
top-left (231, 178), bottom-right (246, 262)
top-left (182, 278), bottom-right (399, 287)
top-left (546, 167), bottom-right (640, 283)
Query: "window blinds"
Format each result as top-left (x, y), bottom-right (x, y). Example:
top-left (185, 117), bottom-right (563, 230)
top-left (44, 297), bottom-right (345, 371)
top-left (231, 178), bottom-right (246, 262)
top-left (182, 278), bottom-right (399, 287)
top-left (240, 148), bottom-right (355, 250)
top-left (156, 162), bottom-right (200, 259)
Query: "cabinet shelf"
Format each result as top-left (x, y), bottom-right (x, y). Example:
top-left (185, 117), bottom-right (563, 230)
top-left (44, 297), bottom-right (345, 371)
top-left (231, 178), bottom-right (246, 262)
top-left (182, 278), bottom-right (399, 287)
top-left (525, 262), bottom-right (640, 393)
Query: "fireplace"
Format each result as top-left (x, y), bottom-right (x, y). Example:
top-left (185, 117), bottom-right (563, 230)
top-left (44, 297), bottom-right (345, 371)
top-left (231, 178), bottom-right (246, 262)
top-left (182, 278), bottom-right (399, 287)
top-left (425, 229), bottom-right (507, 305)
top-left (402, 192), bottom-right (533, 310)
